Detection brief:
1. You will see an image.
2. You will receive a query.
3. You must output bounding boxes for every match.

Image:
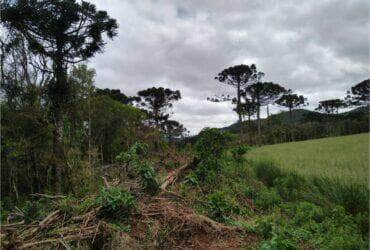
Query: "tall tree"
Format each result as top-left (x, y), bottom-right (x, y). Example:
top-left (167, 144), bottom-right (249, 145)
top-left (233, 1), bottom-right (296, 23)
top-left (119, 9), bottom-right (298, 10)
top-left (232, 96), bottom-right (257, 125)
top-left (214, 64), bottom-right (262, 133)
top-left (244, 82), bottom-right (286, 134)
top-left (275, 90), bottom-right (308, 122)
top-left (316, 99), bottom-right (347, 114)
top-left (163, 120), bottom-right (186, 142)
top-left (137, 87), bottom-right (181, 129)
top-left (96, 88), bottom-right (139, 105)
top-left (348, 79), bottom-right (370, 106)
top-left (1, 0), bottom-right (118, 192)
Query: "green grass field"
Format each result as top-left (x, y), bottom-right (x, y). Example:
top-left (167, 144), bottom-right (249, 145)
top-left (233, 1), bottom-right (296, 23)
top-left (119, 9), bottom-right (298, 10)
top-left (247, 133), bottom-right (369, 184)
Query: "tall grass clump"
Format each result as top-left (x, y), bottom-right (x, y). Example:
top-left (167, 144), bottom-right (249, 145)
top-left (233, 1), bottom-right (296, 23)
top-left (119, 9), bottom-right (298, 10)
top-left (253, 159), bottom-right (283, 187)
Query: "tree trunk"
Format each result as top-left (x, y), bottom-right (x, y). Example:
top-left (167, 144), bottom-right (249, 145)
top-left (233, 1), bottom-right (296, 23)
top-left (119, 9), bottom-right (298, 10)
top-left (289, 107), bottom-right (292, 123)
top-left (51, 47), bottom-right (68, 193)
top-left (266, 104), bottom-right (270, 118)
top-left (237, 83), bottom-right (243, 134)
top-left (257, 103), bottom-right (261, 135)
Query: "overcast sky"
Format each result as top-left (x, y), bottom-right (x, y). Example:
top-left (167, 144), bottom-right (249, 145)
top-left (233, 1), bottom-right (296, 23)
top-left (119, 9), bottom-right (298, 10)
top-left (89, 0), bottom-right (369, 134)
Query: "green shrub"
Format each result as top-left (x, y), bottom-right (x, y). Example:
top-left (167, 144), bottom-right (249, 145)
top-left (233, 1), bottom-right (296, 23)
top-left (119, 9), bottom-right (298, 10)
top-left (116, 142), bottom-right (159, 195)
top-left (194, 157), bottom-right (221, 184)
top-left (260, 233), bottom-right (298, 250)
top-left (137, 162), bottom-right (159, 195)
top-left (195, 128), bottom-right (234, 159)
top-left (291, 202), bottom-right (324, 225)
top-left (274, 172), bottom-right (306, 200)
top-left (255, 215), bottom-right (275, 238)
top-left (184, 172), bottom-right (199, 186)
top-left (254, 188), bottom-right (282, 210)
top-left (0, 201), bottom-right (9, 223)
top-left (253, 160), bottom-right (283, 187)
top-left (241, 185), bottom-right (257, 199)
top-left (320, 178), bottom-right (367, 215)
top-left (230, 145), bottom-right (250, 161)
top-left (21, 199), bottom-right (52, 223)
top-left (95, 187), bottom-right (136, 220)
top-left (207, 191), bottom-right (238, 222)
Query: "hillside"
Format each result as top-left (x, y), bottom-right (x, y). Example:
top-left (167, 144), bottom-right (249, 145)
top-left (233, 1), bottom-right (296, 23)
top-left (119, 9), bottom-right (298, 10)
top-left (221, 106), bottom-right (369, 134)
top-left (247, 133), bottom-right (369, 184)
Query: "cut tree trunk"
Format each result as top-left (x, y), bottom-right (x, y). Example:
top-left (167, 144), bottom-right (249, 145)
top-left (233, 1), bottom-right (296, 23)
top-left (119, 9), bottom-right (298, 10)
top-left (160, 158), bottom-right (199, 191)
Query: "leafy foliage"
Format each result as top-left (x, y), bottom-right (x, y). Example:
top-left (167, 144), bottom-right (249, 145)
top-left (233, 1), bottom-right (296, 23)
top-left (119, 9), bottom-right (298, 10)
top-left (116, 142), bottom-right (159, 195)
top-left (230, 145), bottom-right (250, 162)
top-left (349, 79), bottom-right (369, 106)
top-left (214, 64), bottom-right (262, 125)
top-left (207, 191), bottom-right (238, 222)
top-left (95, 187), bottom-right (136, 220)
top-left (253, 159), bottom-right (283, 187)
top-left (316, 99), bottom-right (347, 114)
top-left (194, 128), bottom-right (234, 159)
top-left (254, 187), bottom-right (282, 209)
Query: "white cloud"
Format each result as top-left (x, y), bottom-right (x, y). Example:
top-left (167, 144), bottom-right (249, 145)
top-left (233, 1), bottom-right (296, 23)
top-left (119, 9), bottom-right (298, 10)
top-left (89, 0), bottom-right (369, 133)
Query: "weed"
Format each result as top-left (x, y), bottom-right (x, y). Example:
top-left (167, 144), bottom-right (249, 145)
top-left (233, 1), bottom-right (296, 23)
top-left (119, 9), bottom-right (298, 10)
top-left (253, 159), bottom-right (283, 187)
top-left (273, 172), bottom-right (306, 200)
top-left (207, 191), bottom-right (238, 222)
top-left (254, 188), bottom-right (282, 210)
top-left (195, 128), bottom-right (234, 159)
top-left (230, 145), bottom-right (250, 162)
top-left (95, 186), bottom-right (136, 220)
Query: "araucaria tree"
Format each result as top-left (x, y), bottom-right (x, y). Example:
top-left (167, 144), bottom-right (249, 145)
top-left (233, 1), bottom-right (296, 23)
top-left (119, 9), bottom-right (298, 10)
top-left (316, 99), bottom-right (347, 114)
top-left (244, 82), bottom-right (286, 134)
top-left (137, 87), bottom-right (181, 129)
top-left (215, 64), bottom-right (261, 132)
top-left (1, 0), bottom-right (118, 192)
top-left (276, 90), bottom-right (307, 122)
top-left (348, 79), bottom-right (369, 106)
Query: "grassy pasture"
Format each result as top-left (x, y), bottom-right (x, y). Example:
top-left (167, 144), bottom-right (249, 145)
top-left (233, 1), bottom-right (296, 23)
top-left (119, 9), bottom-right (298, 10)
top-left (247, 133), bottom-right (369, 185)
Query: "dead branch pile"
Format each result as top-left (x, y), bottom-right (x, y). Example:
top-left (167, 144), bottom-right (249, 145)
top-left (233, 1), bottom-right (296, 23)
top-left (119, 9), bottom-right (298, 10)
top-left (0, 160), bottom-right (257, 249)
top-left (0, 206), bottom-right (106, 249)
top-left (127, 196), bottom-right (252, 248)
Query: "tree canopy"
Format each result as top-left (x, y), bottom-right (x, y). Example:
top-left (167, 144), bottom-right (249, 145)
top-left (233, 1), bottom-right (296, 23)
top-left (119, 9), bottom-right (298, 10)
top-left (349, 79), bottom-right (369, 106)
top-left (276, 90), bottom-right (307, 121)
top-left (137, 87), bottom-right (181, 129)
top-left (316, 99), bottom-right (347, 114)
top-left (244, 81), bottom-right (286, 133)
top-left (214, 64), bottom-right (263, 129)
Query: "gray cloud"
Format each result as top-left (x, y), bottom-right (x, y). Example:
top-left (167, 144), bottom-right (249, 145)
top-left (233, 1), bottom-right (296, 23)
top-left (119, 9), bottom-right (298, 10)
top-left (89, 0), bottom-right (369, 133)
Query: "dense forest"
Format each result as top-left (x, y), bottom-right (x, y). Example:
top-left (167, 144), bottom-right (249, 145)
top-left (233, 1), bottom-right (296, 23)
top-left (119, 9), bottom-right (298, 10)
top-left (0, 0), bottom-right (369, 249)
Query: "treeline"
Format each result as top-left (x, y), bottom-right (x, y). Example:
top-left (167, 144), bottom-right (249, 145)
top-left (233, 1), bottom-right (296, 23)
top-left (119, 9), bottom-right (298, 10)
top-left (208, 64), bottom-right (369, 143)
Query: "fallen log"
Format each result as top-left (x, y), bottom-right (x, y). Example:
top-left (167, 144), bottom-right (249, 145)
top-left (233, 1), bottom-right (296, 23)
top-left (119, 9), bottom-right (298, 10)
top-left (160, 158), bottom-right (199, 191)
top-left (30, 193), bottom-right (66, 199)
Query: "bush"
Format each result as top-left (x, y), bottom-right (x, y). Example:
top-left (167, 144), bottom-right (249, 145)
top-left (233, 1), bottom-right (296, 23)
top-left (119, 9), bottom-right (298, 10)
top-left (253, 160), bottom-right (283, 187)
top-left (207, 191), bottom-right (238, 222)
top-left (254, 188), bottom-right (282, 210)
top-left (21, 199), bottom-right (53, 223)
top-left (184, 172), bottom-right (199, 186)
top-left (194, 157), bottom-right (221, 184)
top-left (116, 142), bottom-right (159, 195)
top-left (230, 145), bottom-right (250, 162)
top-left (255, 215), bottom-right (275, 238)
top-left (291, 202), bottom-right (324, 225)
top-left (307, 177), bottom-right (369, 236)
top-left (195, 128), bottom-right (234, 159)
top-left (260, 233), bottom-right (298, 250)
top-left (137, 162), bottom-right (159, 195)
top-left (274, 172), bottom-right (306, 200)
top-left (95, 187), bottom-right (136, 220)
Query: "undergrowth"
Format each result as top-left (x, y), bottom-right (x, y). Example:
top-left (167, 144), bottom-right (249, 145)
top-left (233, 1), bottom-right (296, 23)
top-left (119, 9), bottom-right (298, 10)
top-left (178, 129), bottom-right (369, 249)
